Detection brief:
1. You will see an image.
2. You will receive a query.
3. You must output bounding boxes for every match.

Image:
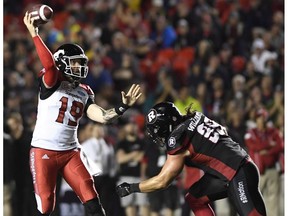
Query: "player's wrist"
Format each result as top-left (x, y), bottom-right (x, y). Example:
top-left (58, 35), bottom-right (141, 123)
top-left (130, 183), bottom-right (140, 193)
top-left (115, 102), bottom-right (130, 115)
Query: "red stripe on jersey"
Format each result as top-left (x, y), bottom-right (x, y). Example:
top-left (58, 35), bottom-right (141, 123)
top-left (187, 152), bottom-right (236, 181)
top-left (209, 157), bottom-right (236, 180)
top-left (188, 142), bottom-right (195, 156)
top-left (168, 146), bottom-right (184, 155)
top-left (79, 84), bottom-right (94, 96)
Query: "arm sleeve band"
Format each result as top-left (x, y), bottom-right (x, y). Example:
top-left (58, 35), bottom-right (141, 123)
top-left (115, 102), bottom-right (130, 115)
top-left (130, 183), bottom-right (141, 193)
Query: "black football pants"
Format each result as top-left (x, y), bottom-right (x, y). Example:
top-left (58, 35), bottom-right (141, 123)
top-left (187, 161), bottom-right (267, 216)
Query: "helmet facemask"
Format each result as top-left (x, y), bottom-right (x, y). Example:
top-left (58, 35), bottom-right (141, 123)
top-left (146, 124), bottom-right (167, 147)
top-left (62, 55), bottom-right (88, 80)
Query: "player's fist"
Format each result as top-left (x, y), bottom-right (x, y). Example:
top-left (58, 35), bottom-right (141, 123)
top-left (116, 182), bottom-right (132, 197)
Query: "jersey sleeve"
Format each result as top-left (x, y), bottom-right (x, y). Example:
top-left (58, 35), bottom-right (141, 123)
top-left (37, 71), bottom-right (61, 100)
top-left (166, 123), bottom-right (189, 155)
top-left (84, 98), bottom-right (94, 113)
top-left (80, 84), bottom-right (95, 112)
top-left (33, 36), bottom-right (59, 87)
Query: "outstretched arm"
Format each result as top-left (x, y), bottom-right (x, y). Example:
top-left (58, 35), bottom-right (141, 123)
top-left (86, 84), bottom-right (142, 124)
top-left (139, 152), bottom-right (185, 192)
top-left (116, 150), bottom-right (188, 197)
top-left (23, 12), bottom-right (59, 88)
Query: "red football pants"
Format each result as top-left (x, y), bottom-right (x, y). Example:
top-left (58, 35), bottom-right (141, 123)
top-left (30, 147), bottom-right (97, 214)
top-left (185, 193), bottom-right (215, 216)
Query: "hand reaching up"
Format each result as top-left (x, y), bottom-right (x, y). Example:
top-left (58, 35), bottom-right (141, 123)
top-left (121, 84), bottom-right (142, 107)
top-left (23, 12), bottom-right (39, 37)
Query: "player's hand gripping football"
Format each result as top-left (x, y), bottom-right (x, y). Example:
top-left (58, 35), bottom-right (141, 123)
top-left (23, 12), bottom-right (38, 37)
top-left (116, 182), bottom-right (132, 197)
top-left (121, 84), bottom-right (142, 107)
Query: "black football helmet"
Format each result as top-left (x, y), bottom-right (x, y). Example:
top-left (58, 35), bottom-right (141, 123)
top-left (146, 102), bottom-right (183, 146)
top-left (53, 43), bottom-right (88, 84)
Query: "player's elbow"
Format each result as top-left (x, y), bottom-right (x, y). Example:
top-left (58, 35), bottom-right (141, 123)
top-left (86, 106), bottom-right (107, 124)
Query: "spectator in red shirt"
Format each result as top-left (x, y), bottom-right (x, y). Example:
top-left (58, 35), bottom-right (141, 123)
top-left (244, 108), bottom-right (283, 216)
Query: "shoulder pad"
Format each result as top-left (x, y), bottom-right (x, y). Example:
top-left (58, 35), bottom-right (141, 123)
top-left (170, 123), bottom-right (186, 139)
top-left (79, 84), bottom-right (94, 96)
top-left (166, 123), bottom-right (187, 155)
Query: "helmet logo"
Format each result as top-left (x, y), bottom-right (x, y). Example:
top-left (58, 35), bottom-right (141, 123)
top-left (53, 49), bottom-right (65, 60)
top-left (168, 137), bottom-right (176, 147)
top-left (147, 109), bottom-right (157, 124)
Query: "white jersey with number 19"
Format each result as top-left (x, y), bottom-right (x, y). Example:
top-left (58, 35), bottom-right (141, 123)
top-left (31, 80), bottom-right (94, 151)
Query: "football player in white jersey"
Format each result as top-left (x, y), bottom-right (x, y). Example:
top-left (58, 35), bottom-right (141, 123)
top-left (23, 12), bottom-right (141, 216)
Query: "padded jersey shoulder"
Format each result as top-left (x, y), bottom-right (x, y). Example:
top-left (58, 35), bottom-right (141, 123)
top-left (166, 122), bottom-right (188, 155)
top-left (79, 84), bottom-right (95, 112)
top-left (79, 84), bottom-right (94, 96)
top-left (37, 71), bottom-right (61, 100)
top-left (166, 112), bottom-right (204, 155)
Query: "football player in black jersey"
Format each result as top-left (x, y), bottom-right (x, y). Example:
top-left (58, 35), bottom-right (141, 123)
top-left (116, 102), bottom-right (267, 216)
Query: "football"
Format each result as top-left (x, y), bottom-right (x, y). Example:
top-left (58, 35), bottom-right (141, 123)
top-left (28, 4), bottom-right (53, 27)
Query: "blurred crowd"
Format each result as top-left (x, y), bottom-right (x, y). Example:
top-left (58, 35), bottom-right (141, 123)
top-left (4, 0), bottom-right (284, 216)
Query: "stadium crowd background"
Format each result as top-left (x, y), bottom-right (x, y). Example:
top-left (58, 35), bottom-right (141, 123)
top-left (3, 0), bottom-right (284, 216)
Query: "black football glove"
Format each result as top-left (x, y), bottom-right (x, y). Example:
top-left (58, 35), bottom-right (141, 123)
top-left (116, 182), bottom-right (131, 197)
top-left (116, 182), bottom-right (140, 197)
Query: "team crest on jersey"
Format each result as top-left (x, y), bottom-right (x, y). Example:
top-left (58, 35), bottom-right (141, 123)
top-left (168, 137), bottom-right (176, 148)
top-left (147, 109), bottom-right (157, 124)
